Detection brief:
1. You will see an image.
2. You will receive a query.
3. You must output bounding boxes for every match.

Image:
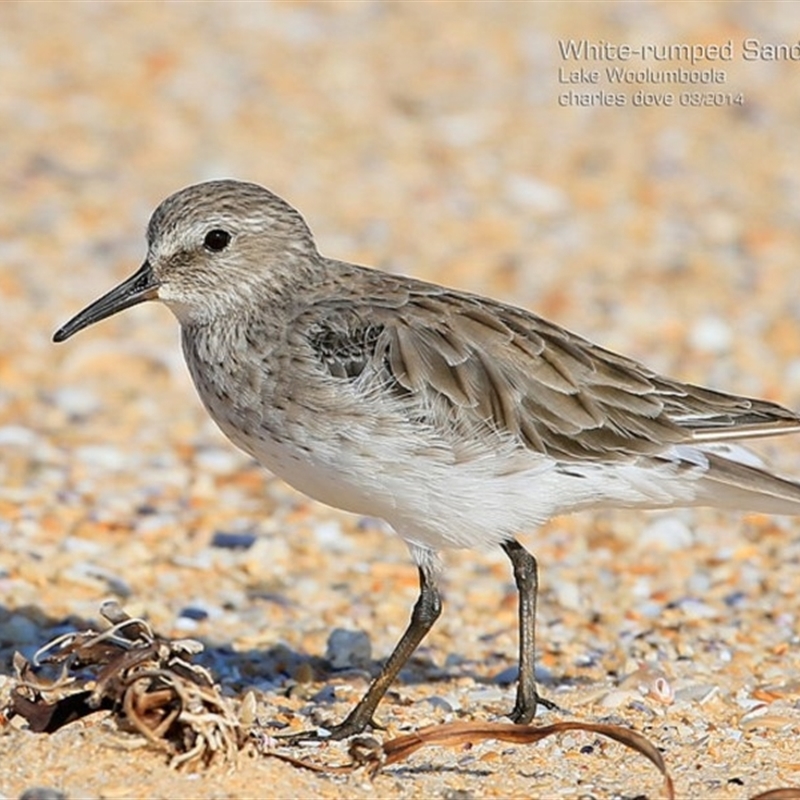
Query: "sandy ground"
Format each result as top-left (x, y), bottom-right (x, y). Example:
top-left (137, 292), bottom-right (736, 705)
top-left (3, 2), bottom-right (800, 798)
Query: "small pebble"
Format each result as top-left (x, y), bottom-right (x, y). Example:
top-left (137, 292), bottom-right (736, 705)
top-left (312, 520), bottom-right (352, 553)
top-left (179, 606), bottom-right (210, 622)
top-left (325, 628), bottom-right (371, 669)
top-left (194, 447), bottom-right (245, 474)
top-left (493, 665), bottom-right (519, 686)
top-left (553, 579), bottom-right (582, 611)
top-left (0, 614), bottom-right (41, 645)
top-left (689, 315), bottom-right (732, 354)
top-left (674, 684), bottom-right (720, 705)
top-left (310, 685), bottom-right (337, 704)
top-left (0, 425), bottom-right (39, 447)
top-left (173, 616), bottom-right (199, 632)
top-left (211, 531), bottom-right (257, 550)
top-left (673, 597), bottom-right (719, 620)
top-left (505, 175), bottom-right (568, 214)
top-left (75, 444), bottom-right (130, 470)
top-left (19, 788), bottom-right (68, 800)
top-left (466, 685), bottom-right (506, 705)
top-left (425, 695), bottom-right (455, 713)
top-left (639, 515), bottom-right (694, 550)
top-left (51, 386), bottom-right (100, 416)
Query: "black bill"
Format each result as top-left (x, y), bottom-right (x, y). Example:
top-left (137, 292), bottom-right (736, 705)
top-left (53, 262), bottom-right (160, 343)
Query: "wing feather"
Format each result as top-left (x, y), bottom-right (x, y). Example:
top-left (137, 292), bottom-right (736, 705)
top-left (300, 270), bottom-right (800, 461)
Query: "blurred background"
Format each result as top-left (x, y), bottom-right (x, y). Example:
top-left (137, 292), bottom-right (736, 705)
top-left (3, 2), bottom-right (800, 794)
top-left (5, 3), bottom-right (800, 393)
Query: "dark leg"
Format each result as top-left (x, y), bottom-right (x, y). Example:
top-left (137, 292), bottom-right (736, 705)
top-left (282, 563), bottom-right (442, 742)
top-left (501, 539), bottom-right (557, 723)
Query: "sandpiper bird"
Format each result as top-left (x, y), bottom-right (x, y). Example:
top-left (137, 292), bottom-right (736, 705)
top-left (54, 180), bottom-right (800, 740)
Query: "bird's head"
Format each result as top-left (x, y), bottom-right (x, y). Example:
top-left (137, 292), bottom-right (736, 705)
top-left (54, 179), bottom-right (318, 341)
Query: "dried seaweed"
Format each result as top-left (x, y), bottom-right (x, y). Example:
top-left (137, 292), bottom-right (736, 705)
top-left (261, 721), bottom-right (675, 799)
top-left (6, 601), bottom-right (243, 769)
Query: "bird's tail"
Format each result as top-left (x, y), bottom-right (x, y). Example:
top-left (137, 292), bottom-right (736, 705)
top-left (694, 449), bottom-right (800, 516)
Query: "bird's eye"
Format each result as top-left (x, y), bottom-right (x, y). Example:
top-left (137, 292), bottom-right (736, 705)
top-left (203, 229), bottom-right (231, 252)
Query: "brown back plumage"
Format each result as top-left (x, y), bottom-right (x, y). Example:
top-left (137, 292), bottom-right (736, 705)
top-left (302, 264), bottom-right (800, 463)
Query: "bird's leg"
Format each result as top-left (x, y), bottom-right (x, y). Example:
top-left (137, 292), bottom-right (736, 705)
top-left (501, 539), bottom-right (557, 722)
top-left (280, 563), bottom-right (442, 742)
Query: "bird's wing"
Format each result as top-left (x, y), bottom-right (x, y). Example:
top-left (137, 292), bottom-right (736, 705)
top-left (300, 270), bottom-right (800, 462)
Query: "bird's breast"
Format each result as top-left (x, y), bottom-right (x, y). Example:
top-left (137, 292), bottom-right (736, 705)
top-left (181, 325), bottom-right (405, 515)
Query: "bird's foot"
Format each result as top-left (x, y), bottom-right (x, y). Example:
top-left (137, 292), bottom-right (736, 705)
top-left (276, 713), bottom-right (385, 745)
top-left (507, 692), bottom-right (561, 725)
